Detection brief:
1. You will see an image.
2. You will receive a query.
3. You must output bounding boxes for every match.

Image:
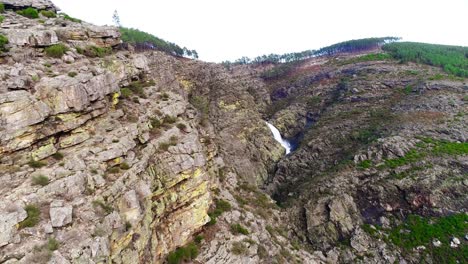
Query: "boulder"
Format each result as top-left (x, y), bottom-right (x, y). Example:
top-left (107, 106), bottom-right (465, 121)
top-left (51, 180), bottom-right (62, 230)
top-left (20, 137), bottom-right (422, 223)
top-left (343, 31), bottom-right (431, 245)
top-left (2, 0), bottom-right (59, 11)
top-left (2, 29), bottom-right (59, 47)
top-left (49, 200), bottom-right (73, 227)
top-left (0, 206), bottom-right (27, 247)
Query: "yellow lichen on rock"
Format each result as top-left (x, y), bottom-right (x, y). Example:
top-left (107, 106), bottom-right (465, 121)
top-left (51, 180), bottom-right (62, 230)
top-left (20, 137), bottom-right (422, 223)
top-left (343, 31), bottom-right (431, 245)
top-left (218, 100), bottom-right (241, 111)
top-left (112, 92), bottom-right (120, 107)
top-left (179, 79), bottom-right (193, 91)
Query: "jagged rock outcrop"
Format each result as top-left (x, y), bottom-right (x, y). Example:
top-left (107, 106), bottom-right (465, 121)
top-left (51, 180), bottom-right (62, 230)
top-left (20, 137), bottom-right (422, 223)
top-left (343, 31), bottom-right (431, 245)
top-left (2, 0), bottom-right (59, 11)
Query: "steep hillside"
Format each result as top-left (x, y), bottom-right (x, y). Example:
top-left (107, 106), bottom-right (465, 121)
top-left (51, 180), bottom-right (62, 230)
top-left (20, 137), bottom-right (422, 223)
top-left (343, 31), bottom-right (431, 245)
top-left (261, 51), bottom-right (467, 263)
top-left (0, 1), bottom-right (466, 264)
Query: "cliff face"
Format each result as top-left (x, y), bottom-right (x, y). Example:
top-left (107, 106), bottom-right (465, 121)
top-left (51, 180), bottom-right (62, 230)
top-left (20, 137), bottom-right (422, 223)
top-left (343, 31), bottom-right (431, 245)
top-left (1, 1), bottom-right (467, 264)
top-left (0, 2), bottom-right (300, 263)
top-left (0, 2), bottom-right (212, 263)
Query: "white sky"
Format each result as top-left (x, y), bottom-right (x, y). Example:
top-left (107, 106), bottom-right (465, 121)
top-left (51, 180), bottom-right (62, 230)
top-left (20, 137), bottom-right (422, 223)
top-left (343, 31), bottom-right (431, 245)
top-left (53, 0), bottom-right (468, 62)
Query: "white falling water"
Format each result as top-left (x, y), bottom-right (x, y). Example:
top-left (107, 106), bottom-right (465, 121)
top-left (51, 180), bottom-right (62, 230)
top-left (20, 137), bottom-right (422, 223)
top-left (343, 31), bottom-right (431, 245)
top-left (266, 122), bottom-right (291, 154)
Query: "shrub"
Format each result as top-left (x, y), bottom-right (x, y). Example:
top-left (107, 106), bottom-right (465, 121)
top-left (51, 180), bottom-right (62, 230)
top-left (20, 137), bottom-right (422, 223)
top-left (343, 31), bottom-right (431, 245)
top-left (32, 75), bottom-right (40, 82)
top-left (231, 224), bottom-right (249, 235)
top-left (150, 118), bottom-right (161, 129)
top-left (45, 44), bottom-right (68, 58)
top-left (159, 142), bottom-right (171, 151)
top-left (52, 152), bottom-right (64, 160)
top-left (40, 10), bottom-right (56, 18)
top-left (68, 72), bottom-right (77, 78)
top-left (167, 242), bottom-right (199, 264)
top-left (47, 238), bottom-right (59, 251)
top-left (169, 136), bottom-right (178, 144)
top-left (92, 200), bottom-right (113, 214)
top-left (161, 92), bottom-right (170, 101)
top-left (18, 204), bottom-right (41, 228)
top-left (194, 235), bottom-right (204, 244)
top-left (28, 159), bottom-right (47, 168)
top-left (32, 175), bottom-right (49, 186)
top-left (176, 123), bottom-right (187, 131)
top-left (83, 45), bottom-right (111, 58)
top-left (107, 167), bottom-right (120, 174)
top-left (61, 13), bottom-right (81, 23)
top-left (231, 242), bottom-right (248, 255)
top-left (125, 221), bottom-right (132, 231)
top-left (357, 160), bottom-right (372, 169)
top-left (17, 7), bottom-right (39, 19)
top-left (120, 162), bottom-right (130, 170)
top-left (0, 15), bottom-right (4, 23)
top-left (0, 3), bottom-right (4, 13)
top-left (207, 199), bottom-right (232, 225)
top-left (163, 115), bottom-right (177, 124)
top-left (120, 87), bottom-right (132, 98)
top-left (0, 34), bottom-right (8, 51)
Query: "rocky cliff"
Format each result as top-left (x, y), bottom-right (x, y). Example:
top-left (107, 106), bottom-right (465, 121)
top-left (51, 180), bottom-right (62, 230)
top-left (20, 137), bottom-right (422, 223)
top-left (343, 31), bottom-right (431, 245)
top-left (0, 1), bottom-right (310, 263)
top-left (1, 1), bottom-right (467, 264)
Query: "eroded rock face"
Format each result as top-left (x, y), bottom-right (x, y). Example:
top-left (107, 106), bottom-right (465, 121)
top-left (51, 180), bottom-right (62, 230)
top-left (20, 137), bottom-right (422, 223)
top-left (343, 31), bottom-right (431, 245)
top-left (2, 0), bottom-right (59, 11)
top-left (2, 29), bottom-right (59, 47)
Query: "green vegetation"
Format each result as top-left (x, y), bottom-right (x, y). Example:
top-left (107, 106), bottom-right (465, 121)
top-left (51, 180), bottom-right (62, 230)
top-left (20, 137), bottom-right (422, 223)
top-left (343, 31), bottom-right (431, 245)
top-left (176, 123), bottom-right (187, 131)
top-left (194, 235), bottom-right (204, 244)
top-left (383, 42), bottom-right (468, 77)
top-left (81, 45), bottom-right (111, 58)
top-left (338, 53), bottom-right (392, 65)
top-left (163, 115), bottom-right (177, 124)
top-left (120, 87), bottom-right (132, 98)
top-left (68, 72), bottom-right (77, 77)
top-left (32, 175), bottom-right (49, 186)
top-left (40, 10), bottom-right (56, 18)
top-left (161, 92), bottom-right (170, 101)
top-left (33, 237), bottom-right (59, 262)
top-left (316, 37), bottom-right (399, 56)
top-left (120, 80), bottom-right (155, 98)
top-left (230, 38), bottom-right (396, 66)
top-left (0, 3), bottom-right (4, 13)
top-left (189, 95), bottom-right (209, 124)
top-left (207, 199), bottom-right (231, 225)
top-left (28, 159), bottom-right (47, 168)
top-left (45, 44), bottom-right (68, 58)
top-left (120, 27), bottom-right (198, 58)
top-left (92, 200), bottom-right (113, 214)
top-left (119, 162), bottom-right (130, 170)
top-left (388, 213), bottom-right (467, 263)
top-left (357, 160), bottom-right (372, 169)
top-left (52, 152), bottom-right (64, 160)
top-left (17, 7), bottom-right (39, 19)
top-left (47, 237), bottom-right (60, 251)
top-left (431, 141), bottom-right (468, 156)
top-left (167, 242), bottom-right (198, 264)
top-left (18, 204), bottom-right (41, 228)
top-left (260, 61), bottom-right (298, 80)
top-left (231, 241), bottom-right (248, 255)
top-left (231, 223), bottom-right (249, 235)
top-left (107, 166), bottom-right (120, 174)
top-left (61, 13), bottom-right (81, 23)
top-left (384, 150), bottom-right (424, 169)
top-left (0, 34), bottom-right (8, 52)
top-left (0, 15), bottom-right (4, 23)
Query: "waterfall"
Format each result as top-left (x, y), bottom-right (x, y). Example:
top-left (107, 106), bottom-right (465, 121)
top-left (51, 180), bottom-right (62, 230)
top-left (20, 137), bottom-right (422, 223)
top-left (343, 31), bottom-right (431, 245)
top-left (266, 122), bottom-right (291, 154)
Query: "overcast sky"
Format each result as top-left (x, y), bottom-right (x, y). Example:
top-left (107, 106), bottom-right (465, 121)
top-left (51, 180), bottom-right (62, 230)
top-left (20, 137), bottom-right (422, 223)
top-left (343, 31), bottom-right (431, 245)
top-left (52, 0), bottom-right (468, 62)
